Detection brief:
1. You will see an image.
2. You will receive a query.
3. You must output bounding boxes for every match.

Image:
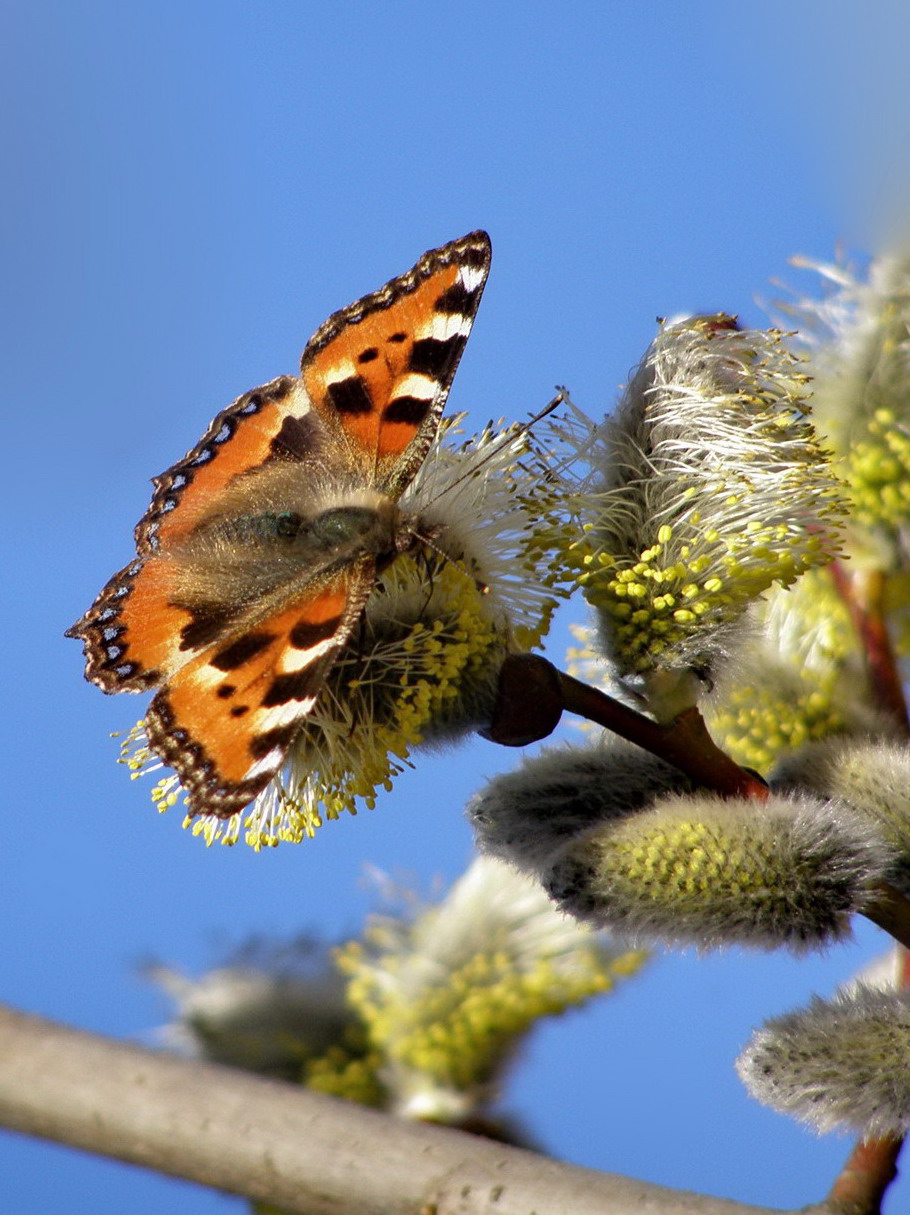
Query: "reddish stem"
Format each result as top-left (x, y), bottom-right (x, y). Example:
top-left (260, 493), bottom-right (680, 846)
top-left (829, 563), bottom-right (910, 735)
top-left (482, 654), bottom-right (768, 801)
top-left (826, 1135), bottom-right (902, 1214)
top-left (556, 669), bottom-right (769, 800)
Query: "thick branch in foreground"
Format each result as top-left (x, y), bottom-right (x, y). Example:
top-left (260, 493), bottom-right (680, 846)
top-left (0, 1004), bottom-right (776, 1215)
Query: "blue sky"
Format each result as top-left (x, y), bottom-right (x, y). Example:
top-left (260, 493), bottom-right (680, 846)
top-left (3, 2), bottom-right (910, 1211)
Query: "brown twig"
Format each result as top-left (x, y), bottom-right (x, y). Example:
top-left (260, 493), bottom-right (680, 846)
top-left (829, 563), bottom-right (910, 735)
top-left (557, 668), bottom-right (769, 799)
top-left (822, 1135), bottom-right (902, 1215)
top-left (482, 654), bottom-right (768, 800)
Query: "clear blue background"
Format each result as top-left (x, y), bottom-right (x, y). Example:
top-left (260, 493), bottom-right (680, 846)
top-left (3, 2), bottom-right (910, 1211)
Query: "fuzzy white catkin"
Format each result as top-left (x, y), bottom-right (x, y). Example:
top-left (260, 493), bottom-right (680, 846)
top-left (467, 737), bottom-right (691, 877)
top-left (149, 957), bottom-right (350, 1079)
top-left (737, 986), bottom-right (910, 1136)
top-left (541, 791), bottom-right (894, 950)
top-left (773, 736), bottom-right (910, 894)
top-left (574, 316), bottom-right (843, 715)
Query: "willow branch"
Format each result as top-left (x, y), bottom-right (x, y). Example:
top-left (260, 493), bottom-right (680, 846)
top-left (483, 654), bottom-right (768, 799)
top-left (0, 1003), bottom-right (775, 1215)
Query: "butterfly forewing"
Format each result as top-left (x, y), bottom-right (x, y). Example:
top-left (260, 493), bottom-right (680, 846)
top-left (301, 230), bottom-right (491, 494)
top-left (66, 376), bottom-right (335, 691)
top-left (142, 376), bottom-right (330, 552)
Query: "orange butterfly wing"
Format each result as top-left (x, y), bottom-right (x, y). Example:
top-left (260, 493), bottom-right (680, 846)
top-left (144, 576), bottom-right (367, 818)
top-left (302, 230), bottom-right (491, 492)
top-left (68, 376), bottom-right (331, 692)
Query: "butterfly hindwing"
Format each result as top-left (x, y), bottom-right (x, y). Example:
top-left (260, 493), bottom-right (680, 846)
top-left (68, 551), bottom-right (189, 693)
top-left (144, 568), bottom-right (373, 817)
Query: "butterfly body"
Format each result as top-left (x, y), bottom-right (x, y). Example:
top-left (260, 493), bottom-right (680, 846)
top-left (68, 231), bottom-right (492, 819)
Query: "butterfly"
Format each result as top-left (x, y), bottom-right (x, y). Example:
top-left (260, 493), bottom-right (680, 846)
top-left (68, 231), bottom-right (492, 820)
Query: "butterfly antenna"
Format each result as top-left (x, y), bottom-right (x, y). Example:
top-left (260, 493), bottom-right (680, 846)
top-left (420, 386), bottom-right (574, 510)
top-left (396, 387), bottom-right (578, 596)
top-left (407, 525), bottom-right (490, 595)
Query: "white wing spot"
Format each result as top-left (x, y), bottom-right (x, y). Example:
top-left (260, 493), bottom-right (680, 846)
top-left (419, 314), bottom-right (470, 342)
top-left (279, 638), bottom-right (336, 673)
top-left (392, 373), bottom-right (437, 402)
top-left (322, 360), bottom-right (358, 386)
top-left (244, 748), bottom-right (286, 782)
top-left (459, 265), bottom-right (486, 293)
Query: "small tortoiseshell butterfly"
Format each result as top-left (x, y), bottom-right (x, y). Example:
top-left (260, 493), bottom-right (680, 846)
top-left (68, 231), bottom-right (492, 819)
